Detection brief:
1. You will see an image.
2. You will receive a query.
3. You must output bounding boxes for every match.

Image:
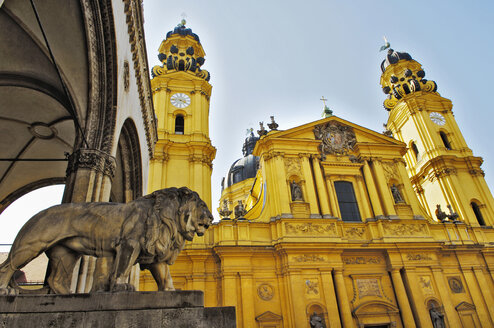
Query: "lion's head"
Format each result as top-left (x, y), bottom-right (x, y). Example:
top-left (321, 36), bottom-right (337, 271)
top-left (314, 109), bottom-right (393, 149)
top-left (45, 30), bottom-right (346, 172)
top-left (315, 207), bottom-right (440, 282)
top-left (144, 187), bottom-right (213, 244)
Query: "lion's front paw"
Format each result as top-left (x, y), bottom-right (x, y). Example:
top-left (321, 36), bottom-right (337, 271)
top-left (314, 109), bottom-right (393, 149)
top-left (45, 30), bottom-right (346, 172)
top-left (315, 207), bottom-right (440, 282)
top-left (0, 287), bottom-right (18, 296)
top-left (111, 283), bottom-right (136, 292)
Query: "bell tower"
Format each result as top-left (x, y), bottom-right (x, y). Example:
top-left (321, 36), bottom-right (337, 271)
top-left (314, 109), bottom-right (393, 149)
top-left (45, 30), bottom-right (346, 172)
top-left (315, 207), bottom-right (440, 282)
top-left (381, 49), bottom-right (494, 226)
top-left (148, 20), bottom-right (216, 208)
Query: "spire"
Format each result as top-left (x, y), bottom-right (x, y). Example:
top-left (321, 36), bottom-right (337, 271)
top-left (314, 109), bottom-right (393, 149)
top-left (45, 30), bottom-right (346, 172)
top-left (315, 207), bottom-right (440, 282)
top-left (151, 21), bottom-right (210, 81)
top-left (380, 49), bottom-right (438, 111)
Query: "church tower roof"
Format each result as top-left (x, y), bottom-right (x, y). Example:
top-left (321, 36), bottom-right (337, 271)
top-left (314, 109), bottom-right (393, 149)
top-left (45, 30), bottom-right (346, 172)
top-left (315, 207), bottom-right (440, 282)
top-left (151, 20), bottom-right (210, 81)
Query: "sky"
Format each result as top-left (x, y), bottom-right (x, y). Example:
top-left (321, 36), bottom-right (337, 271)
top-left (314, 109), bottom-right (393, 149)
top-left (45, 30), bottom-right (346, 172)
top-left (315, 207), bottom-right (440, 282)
top-left (1, 0), bottom-right (494, 246)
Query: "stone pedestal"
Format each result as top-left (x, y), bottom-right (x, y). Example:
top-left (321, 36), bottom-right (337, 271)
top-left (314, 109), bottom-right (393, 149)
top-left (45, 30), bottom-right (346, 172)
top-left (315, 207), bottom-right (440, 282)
top-left (0, 291), bottom-right (235, 328)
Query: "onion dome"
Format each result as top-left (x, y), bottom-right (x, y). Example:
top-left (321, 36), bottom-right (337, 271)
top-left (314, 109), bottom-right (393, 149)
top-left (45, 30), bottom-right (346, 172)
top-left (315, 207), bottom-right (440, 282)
top-left (221, 131), bottom-right (260, 191)
top-left (380, 49), bottom-right (438, 111)
top-left (151, 20), bottom-right (210, 81)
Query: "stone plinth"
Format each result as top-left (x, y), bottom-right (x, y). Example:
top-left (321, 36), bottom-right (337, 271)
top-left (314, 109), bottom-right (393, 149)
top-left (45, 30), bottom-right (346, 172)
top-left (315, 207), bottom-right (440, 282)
top-left (0, 291), bottom-right (235, 328)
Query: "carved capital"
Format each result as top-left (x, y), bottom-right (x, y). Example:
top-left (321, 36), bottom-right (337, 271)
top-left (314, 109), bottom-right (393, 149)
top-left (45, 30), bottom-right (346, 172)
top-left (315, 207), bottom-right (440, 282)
top-left (66, 149), bottom-right (116, 179)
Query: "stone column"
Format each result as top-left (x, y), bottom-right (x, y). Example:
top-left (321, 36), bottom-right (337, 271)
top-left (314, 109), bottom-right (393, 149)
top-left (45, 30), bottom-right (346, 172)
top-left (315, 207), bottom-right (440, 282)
top-left (355, 175), bottom-right (372, 219)
top-left (274, 153), bottom-right (291, 215)
top-left (333, 269), bottom-right (353, 327)
top-left (288, 270), bottom-right (308, 328)
top-left (371, 159), bottom-right (397, 217)
top-left (240, 273), bottom-right (256, 328)
top-left (402, 268), bottom-right (433, 328)
top-left (390, 268), bottom-right (416, 327)
top-left (64, 149), bottom-right (116, 293)
top-left (320, 269), bottom-right (342, 328)
top-left (462, 266), bottom-right (492, 327)
top-left (473, 267), bottom-right (494, 323)
top-left (300, 154), bottom-right (320, 215)
top-left (362, 160), bottom-right (384, 218)
top-left (311, 155), bottom-right (332, 216)
top-left (431, 267), bottom-right (462, 327)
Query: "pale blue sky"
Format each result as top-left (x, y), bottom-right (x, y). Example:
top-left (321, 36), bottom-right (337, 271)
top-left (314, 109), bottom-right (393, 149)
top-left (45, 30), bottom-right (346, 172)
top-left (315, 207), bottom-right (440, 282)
top-left (143, 0), bottom-right (494, 217)
top-left (1, 1), bottom-right (493, 246)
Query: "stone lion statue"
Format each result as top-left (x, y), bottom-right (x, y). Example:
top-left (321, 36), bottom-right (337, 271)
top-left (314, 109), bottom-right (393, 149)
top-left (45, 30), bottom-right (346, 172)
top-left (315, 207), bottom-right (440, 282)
top-left (0, 187), bottom-right (213, 295)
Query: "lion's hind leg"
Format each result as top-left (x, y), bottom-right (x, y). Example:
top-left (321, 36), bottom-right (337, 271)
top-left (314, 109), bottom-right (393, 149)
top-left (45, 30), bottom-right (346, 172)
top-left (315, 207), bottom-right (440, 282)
top-left (45, 246), bottom-right (80, 294)
top-left (0, 256), bottom-right (17, 295)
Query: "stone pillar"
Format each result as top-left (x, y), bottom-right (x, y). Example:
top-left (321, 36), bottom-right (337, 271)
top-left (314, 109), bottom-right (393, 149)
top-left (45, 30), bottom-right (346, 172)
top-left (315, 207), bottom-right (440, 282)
top-left (288, 270), bottom-right (307, 328)
top-left (473, 267), bottom-right (494, 323)
top-left (390, 268), bottom-right (416, 328)
top-left (371, 159), bottom-right (397, 217)
top-left (240, 273), bottom-right (256, 328)
top-left (64, 149), bottom-right (116, 293)
top-left (462, 267), bottom-right (492, 327)
top-left (362, 160), bottom-right (384, 218)
top-left (431, 267), bottom-right (462, 327)
top-left (300, 154), bottom-right (320, 215)
top-left (333, 269), bottom-right (353, 327)
top-left (320, 269), bottom-right (342, 328)
top-left (325, 176), bottom-right (340, 218)
top-left (355, 175), bottom-right (372, 219)
top-left (402, 268), bottom-right (433, 328)
top-left (274, 153), bottom-right (291, 215)
top-left (311, 155), bottom-right (332, 216)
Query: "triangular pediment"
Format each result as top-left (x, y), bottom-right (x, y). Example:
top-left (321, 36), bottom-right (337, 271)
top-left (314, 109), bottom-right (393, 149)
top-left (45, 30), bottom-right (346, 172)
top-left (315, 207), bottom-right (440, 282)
top-left (255, 311), bottom-right (283, 322)
top-left (253, 116), bottom-right (405, 157)
top-left (456, 302), bottom-right (476, 311)
top-left (266, 116), bottom-right (402, 145)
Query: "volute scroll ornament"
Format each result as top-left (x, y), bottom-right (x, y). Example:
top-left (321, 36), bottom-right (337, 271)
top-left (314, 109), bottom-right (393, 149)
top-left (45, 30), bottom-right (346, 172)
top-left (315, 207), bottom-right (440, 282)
top-left (313, 122), bottom-right (356, 160)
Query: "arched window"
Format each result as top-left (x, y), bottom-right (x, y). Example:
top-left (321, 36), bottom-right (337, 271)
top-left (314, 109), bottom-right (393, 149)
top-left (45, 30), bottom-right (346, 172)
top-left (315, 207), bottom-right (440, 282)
top-left (334, 181), bottom-right (361, 221)
top-left (471, 202), bottom-right (486, 226)
top-left (175, 115), bottom-right (184, 134)
top-left (411, 142), bottom-right (420, 161)
top-left (440, 131), bottom-right (452, 150)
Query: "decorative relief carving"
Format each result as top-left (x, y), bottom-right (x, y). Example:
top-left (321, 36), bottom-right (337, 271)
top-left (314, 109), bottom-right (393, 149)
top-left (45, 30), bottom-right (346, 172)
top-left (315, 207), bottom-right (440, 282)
top-left (293, 254), bottom-right (326, 262)
top-left (356, 279), bottom-right (381, 298)
top-left (382, 161), bottom-right (399, 181)
top-left (257, 283), bottom-right (274, 301)
top-left (344, 227), bottom-right (366, 239)
top-left (313, 122), bottom-right (356, 160)
top-left (285, 223), bottom-right (337, 235)
top-left (285, 157), bottom-right (301, 176)
top-left (66, 149), bottom-right (116, 179)
top-left (343, 256), bottom-right (382, 265)
top-left (406, 253), bottom-right (433, 261)
top-left (448, 277), bottom-right (464, 293)
top-left (383, 223), bottom-right (428, 236)
top-left (430, 167), bottom-right (457, 181)
top-left (123, 60), bottom-right (130, 91)
top-left (419, 276), bottom-right (434, 295)
top-left (305, 280), bottom-right (319, 295)
top-left (469, 168), bottom-right (485, 177)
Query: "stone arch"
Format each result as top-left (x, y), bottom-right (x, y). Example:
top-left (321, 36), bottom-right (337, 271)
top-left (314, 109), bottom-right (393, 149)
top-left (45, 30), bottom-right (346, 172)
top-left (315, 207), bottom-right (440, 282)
top-left (470, 199), bottom-right (486, 226)
top-left (439, 130), bottom-right (452, 150)
top-left (110, 118), bottom-right (143, 202)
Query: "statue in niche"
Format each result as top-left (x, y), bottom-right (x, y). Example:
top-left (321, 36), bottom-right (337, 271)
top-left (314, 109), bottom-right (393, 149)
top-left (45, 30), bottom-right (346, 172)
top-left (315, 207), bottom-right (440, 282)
top-left (435, 205), bottom-right (448, 222)
top-left (291, 180), bottom-right (304, 201)
top-left (390, 184), bottom-right (404, 203)
top-left (234, 200), bottom-right (247, 219)
top-left (429, 305), bottom-right (445, 328)
top-left (0, 187), bottom-right (213, 295)
top-left (310, 312), bottom-right (326, 328)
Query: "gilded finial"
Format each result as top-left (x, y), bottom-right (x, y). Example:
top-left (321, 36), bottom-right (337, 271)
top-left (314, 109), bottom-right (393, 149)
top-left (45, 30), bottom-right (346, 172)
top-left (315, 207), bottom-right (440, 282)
top-left (379, 36), bottom-right (390, 52)
top-left (179, 12), bottom-right (187, 27)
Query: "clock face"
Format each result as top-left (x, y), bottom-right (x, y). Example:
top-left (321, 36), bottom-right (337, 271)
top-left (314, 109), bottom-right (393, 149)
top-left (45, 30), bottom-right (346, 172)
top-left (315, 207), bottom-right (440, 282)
top-left (429, 112), bottom-right (446, 126)
top-left (170, 93), bottom-right (191, 108)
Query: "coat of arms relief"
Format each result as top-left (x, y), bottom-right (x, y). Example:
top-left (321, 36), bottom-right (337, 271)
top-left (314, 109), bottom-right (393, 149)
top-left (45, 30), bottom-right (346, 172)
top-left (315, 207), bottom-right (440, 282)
top-left (313, 122), bottom-right (357, 160)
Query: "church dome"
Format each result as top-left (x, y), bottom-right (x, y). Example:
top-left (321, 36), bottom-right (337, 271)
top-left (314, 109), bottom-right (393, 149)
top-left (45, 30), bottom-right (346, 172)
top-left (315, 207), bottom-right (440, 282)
top-left (165, 22), bottom-right (201, 44)
top-left (221, 132), bottom-right (260, 190)
top-left (380, 48), bottom-right (413, 72)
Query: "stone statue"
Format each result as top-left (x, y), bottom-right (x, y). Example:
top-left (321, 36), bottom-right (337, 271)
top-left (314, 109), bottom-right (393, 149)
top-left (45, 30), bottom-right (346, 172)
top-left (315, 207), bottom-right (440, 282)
top-left (446, 204), bottom-right (460, 222)
top-left (390, 184), bottom-right (404, 203)
top-left (0, 187), bottom-right (213, 295)
top-left (310, 312), bottom-right (326, 328)
top-left (218, 199), bottom-right (232, 220)
top-left (435, 204), bottom-right (448, 222)
top-left (291, 180), bottom-right (304, 201)
top-left (234, 200), bottom-right (247, 219)
top-left (429, 306), bottom-right (445, 328)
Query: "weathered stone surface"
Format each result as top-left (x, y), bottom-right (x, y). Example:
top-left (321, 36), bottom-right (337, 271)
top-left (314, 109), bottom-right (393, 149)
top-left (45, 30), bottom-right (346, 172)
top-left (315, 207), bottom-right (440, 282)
top-left (0, 291), bottom-right (236, 328)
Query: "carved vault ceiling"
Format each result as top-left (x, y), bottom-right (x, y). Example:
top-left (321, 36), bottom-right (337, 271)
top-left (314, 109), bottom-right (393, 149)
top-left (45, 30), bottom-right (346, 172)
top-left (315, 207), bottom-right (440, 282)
top-left (0, 0), bottom-right (88, 211)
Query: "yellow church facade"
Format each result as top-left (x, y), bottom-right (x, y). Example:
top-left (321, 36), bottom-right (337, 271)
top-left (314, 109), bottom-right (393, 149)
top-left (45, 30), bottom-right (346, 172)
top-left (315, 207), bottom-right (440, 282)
top-left (142, 23), bottom-right (494, 328)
